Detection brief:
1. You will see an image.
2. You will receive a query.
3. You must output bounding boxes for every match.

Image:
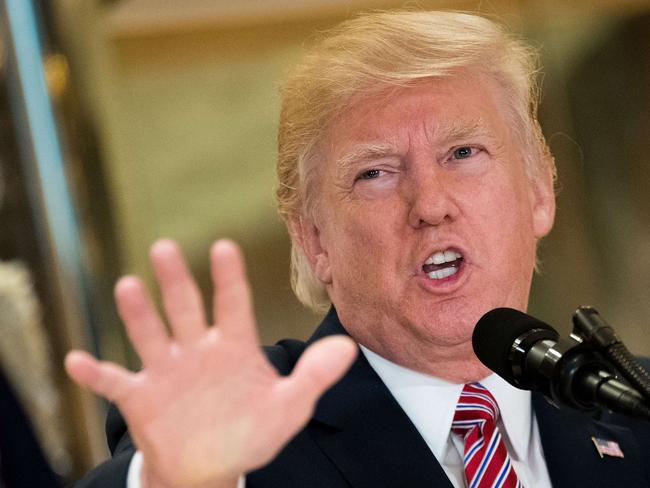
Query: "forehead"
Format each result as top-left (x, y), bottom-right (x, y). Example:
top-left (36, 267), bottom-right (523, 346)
top-left (322, 73), bottom-right (512, 162)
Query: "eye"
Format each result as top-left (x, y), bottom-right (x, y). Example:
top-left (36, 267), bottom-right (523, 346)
top-left (452, 146), bottom-right (475, 159)
top-left (358, 168), bottom-right (382, 180)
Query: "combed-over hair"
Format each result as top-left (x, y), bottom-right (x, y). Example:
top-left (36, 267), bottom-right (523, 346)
top-left (276, 10), bottom-right (555, 312)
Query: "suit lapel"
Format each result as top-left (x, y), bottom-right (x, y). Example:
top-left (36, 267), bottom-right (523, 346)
top-left (304, 310), bottom-right (649, 487)
top-left (533, 392), bottom-right (647, 488)
top-left (305, 309), bottom-right (454, 488)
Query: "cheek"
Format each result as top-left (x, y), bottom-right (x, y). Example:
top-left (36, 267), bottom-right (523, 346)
top-left (472, 179), bottom-right (537, 260)
top-left (324, 207), bottom-right (400, 283)
top-left (329, 195), bottom-right (399, 245)
top-left (337, 219), bottom-right (387, 269)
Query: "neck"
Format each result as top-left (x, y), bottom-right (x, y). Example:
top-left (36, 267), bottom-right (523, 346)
top-left (359, 337), bottom-right (492, 383)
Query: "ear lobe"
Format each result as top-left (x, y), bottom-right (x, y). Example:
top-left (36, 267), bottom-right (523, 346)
top-left (289, 216), bottom-right (332, 284)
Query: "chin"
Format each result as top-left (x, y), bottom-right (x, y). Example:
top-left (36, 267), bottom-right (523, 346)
top-left (414, 298), bottom-right (484, 345)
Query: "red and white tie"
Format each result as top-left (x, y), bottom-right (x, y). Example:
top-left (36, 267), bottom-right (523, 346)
top-left (451, 383), bottom-right (523, 488)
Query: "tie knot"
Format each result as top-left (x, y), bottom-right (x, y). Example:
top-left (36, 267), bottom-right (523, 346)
top-left (452, 383), bottom-right (500, 435)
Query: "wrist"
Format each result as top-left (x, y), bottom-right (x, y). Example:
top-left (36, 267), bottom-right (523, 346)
top-left (141, 462), bottom-right (240, 488)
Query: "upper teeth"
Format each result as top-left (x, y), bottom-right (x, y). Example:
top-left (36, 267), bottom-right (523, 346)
top-left (424, 250), bottom-right (462, 265)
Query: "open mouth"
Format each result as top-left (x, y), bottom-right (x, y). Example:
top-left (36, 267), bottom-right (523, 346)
top-left (422, 249), bottom-right (464, 280)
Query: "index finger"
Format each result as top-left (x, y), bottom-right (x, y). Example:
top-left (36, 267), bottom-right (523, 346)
top-left (210, 240), bottom-right (258, 344)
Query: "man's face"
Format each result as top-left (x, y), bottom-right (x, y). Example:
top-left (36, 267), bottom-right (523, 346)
top-left (298, 72), bottom-right (555, 380)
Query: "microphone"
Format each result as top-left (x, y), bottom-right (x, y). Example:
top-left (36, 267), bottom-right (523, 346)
top-left (472, 308), bottom-right (650, 420)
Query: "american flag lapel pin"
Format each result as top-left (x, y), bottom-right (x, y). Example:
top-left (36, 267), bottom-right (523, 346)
top-left (591, 436), bottom-right (625, 459)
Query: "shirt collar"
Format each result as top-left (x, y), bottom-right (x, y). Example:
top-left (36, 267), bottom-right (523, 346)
top-left (360, 345), bottom-right (532, 462)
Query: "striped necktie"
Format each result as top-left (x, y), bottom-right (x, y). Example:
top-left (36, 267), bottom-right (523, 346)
top-left (451, 383), bottom-right (523, 488)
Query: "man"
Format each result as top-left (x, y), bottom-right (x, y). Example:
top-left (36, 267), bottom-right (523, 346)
top-left (66, 10), bottom-right (650, 488)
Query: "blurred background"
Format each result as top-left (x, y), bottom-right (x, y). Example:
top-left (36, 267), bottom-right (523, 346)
top-left (0, 0), bottom-right (648, 482)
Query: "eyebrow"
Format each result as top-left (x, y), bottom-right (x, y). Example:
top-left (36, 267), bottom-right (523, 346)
top-left (335, 142), bottom-right (397, 176)
top-left (436, 119), bottom-right (490, 144)
top-left (334, 119), bottom-right (494, 176)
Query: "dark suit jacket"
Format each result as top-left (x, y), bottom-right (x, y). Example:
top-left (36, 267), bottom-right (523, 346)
top-left (0, 367), bottom-right (61, 487)
top-left (77, 308), bottom-right (650, 487)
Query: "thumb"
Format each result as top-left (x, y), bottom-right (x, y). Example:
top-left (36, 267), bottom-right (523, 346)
top-left (65, 350), bottom-right (132, 402)
top-left (285, 335), bottom-right (357, 403)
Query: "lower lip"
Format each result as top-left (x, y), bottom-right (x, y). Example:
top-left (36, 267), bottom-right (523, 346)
top-left (419, 260), bottom-right (467, 292)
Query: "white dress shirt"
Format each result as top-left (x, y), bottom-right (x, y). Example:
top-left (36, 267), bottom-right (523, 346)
top-left (361, 345), bottom-right (553, 488)
top-left (127, 346), bottom-right (553, 488)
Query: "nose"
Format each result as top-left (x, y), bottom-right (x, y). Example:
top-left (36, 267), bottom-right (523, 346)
top-left (406, 166), bottom-right (461, 228)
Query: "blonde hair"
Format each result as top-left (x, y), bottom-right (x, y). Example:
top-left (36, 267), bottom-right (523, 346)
top-left (276, 10), bottom-right (555, 312)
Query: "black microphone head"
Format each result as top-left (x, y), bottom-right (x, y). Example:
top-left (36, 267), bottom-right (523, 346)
top-left (472, 308), bottom-right (558, 386)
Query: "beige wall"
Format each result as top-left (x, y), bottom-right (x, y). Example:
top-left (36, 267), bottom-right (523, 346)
top-left (54, 0), bottom-right (650, 363)
top-left (41, 0), bottom-right (650, 475)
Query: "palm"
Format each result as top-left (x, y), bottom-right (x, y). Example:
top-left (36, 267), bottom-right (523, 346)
top-left (65, 240), bottom-right (356, 487)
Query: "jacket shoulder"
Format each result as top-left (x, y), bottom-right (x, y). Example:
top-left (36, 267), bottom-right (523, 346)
top-left (263, 338), bottom-right (307, 375)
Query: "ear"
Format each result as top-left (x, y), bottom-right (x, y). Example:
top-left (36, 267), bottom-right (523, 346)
top-left (289, 215), bottom-right (332, 284)
top-left (530, 166), bottom-right (556, 239)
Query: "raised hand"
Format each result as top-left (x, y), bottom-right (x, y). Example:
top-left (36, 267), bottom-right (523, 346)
top-left (65, 239), bottom-right (357, 488)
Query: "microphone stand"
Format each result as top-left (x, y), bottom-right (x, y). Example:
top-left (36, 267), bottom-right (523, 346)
top-left (529, 333), bottom-right (650, 420)
top-left (572, 307), bottom-right (650, 404)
